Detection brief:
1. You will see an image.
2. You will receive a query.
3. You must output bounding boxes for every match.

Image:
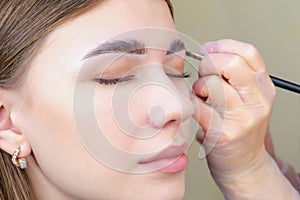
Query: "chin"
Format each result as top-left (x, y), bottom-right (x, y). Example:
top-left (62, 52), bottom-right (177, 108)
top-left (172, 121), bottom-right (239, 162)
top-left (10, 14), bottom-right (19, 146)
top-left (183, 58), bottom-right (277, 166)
top-left (149, 184), bottom-right (185, 200)
top-left (140, 171), bottom-right (186, 200)
top-left (108, 170), bottom-right (186, 200)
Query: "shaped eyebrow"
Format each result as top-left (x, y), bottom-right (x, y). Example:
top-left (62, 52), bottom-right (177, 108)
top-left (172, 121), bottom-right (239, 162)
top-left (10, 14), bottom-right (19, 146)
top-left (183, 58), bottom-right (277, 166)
top-left (83, 39), bottom-right (146, 60)
top-left (166, 39), bottom-right (185, 55)
top-left (82, 39), bottom-right (186, 60)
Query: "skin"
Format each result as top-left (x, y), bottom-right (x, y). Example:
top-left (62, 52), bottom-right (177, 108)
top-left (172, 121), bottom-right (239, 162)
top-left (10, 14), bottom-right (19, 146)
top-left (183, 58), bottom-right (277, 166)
top-left (0, 0), bottom-right (193, 199)
top-left (0, 0), bottom-right (295, 199)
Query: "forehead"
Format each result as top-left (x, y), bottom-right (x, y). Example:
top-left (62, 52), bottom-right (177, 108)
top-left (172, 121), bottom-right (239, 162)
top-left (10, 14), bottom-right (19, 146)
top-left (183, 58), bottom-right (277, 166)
top-left (19, 1), bottom-right (175, 83)
top-left (40, 0), bottom-right (175, 57)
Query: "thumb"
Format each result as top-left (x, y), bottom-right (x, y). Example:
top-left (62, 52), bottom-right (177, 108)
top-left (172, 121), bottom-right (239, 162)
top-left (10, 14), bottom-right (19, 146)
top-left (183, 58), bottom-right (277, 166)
top-left (196, 129), bottom-right (205, 143)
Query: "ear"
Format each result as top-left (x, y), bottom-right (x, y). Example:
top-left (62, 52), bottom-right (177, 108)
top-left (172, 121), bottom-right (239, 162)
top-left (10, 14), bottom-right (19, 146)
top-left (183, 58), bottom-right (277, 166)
top-left (0, 102), bottom-right (31, 158)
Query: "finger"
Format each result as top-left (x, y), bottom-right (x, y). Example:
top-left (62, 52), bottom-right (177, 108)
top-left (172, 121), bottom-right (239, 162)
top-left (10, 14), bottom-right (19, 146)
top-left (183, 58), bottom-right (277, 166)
top-left (199, 53), bottom-right (257, 88)
top-left (196, 129), bottom-right (205, 143)
top-left (192, 95), bottom-right (220, 133)
top-left (199, 53), bottom-right (275, 106)
top-left (192, 97), bottom-right (224, 156)
top-left (202, 39), bottom-right (266, 72)
top-left (193, 75), bottom-right (244, 109)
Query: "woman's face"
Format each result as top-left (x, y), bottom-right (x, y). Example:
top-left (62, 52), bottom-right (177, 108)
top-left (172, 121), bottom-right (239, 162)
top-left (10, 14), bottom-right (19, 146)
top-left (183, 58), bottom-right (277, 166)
top-left (13, 0), bottom-right (194, 199)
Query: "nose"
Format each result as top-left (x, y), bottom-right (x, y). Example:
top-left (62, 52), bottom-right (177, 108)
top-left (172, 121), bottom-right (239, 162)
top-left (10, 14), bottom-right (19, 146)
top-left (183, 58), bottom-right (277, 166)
top-left (148, 86), bottom-right (193, 129)
top-left (132, 66), bottom-right (194, 129)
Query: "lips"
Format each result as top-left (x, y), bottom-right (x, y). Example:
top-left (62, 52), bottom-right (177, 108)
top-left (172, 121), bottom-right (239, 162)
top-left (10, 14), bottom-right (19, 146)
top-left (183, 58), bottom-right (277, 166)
top-left (138, 142), bottom-right (188, 173)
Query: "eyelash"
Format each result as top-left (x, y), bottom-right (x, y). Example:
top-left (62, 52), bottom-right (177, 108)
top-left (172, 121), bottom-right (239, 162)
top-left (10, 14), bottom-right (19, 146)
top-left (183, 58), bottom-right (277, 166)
top-left (95, 72), bottom-right (192, 85)
top-left (166, 72), bottom-right (191, 79)
top-left (95, 75), bottom-right (135, 85)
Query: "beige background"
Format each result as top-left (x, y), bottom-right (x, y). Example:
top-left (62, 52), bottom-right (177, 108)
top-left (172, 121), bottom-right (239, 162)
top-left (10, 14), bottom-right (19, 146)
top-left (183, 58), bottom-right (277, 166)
top-left (170, 0), bottom-right (300, 199)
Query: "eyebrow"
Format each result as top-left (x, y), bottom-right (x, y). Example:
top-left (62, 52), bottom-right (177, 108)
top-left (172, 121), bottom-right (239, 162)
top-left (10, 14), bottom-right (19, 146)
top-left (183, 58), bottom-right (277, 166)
top-left (82, 39), bottom-right (185, 60)
top-left (166, 39), bottom-right (185, 55)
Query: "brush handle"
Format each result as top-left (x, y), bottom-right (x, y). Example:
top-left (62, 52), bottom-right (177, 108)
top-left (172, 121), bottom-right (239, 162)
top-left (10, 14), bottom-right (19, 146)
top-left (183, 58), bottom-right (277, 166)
top-left (270, 75), bottom-right (300, 94)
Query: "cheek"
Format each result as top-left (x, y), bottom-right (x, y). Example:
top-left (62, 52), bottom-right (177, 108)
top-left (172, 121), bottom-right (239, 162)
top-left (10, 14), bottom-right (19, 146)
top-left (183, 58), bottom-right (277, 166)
top-left (20, 81), bottom-right (76, 155)
top-left (16, 80), bottom-right (124, 198)
top-left (19, 84), bottom-right (83, 171)
top-left (93, 88), bottom-right (142, 152)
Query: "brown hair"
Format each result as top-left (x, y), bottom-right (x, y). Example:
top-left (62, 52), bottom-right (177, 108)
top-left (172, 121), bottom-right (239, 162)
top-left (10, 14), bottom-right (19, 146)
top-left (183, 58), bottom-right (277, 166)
top-left (0, 0), bottom-right (174, 199)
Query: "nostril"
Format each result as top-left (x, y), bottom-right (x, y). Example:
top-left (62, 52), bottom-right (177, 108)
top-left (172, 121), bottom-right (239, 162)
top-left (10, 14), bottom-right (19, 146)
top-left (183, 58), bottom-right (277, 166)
top-left (149, 105), bottom-right (166, 128)
top-left (163, 119), bottom-right (178, 129)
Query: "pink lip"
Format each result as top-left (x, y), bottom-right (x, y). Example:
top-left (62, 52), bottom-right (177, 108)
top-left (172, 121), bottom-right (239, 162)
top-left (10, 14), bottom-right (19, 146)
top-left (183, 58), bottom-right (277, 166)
top-left (138, 142), bottom-right (188, 173)
top-left (139, 142), bottom-right (188, 164)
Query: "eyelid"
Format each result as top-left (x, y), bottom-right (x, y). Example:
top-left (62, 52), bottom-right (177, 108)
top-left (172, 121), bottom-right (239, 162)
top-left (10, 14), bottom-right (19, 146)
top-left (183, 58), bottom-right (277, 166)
top-left (115, 75), bottom-right (135, 82)
top-left (166, 72), bottom-right (192, 78)
top-left (166, 49), bottom-right (185, 56)
top-left (95, 70), bottom-right (191, 86)
top-left (95, 75), bottom-right (135, 85)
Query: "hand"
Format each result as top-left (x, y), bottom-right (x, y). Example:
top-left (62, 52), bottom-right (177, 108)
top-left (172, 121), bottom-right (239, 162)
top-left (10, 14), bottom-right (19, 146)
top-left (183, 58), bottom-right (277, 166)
top-left (193, 39), bottom-right (275, 178)
top-left (192, 39), bottom-right (299, 199)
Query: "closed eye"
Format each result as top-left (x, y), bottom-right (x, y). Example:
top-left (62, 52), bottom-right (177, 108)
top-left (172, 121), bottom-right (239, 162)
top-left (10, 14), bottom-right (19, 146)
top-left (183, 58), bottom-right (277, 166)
top-left (166, 72), bottom-right (192, 78)
top-left (95, 72), bottom-right (191, 86)
top-left (95, 75), bottom-right (135, 85)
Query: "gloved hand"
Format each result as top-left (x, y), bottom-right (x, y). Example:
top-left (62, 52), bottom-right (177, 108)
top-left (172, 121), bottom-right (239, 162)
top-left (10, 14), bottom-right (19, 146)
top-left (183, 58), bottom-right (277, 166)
top-left (192, 39), bottom-right (299, 199)
top-left (265, 130), bottom-right (300, 192)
